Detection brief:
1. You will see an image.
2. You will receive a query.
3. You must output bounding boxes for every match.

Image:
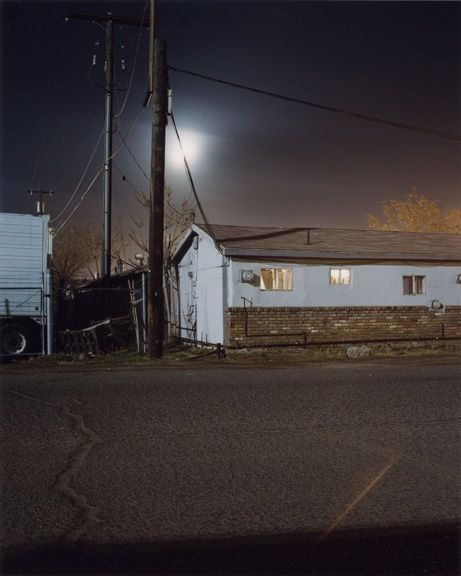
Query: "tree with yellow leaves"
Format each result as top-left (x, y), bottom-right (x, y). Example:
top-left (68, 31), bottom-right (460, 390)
top-left (367, 190), bottom-right (461, 233)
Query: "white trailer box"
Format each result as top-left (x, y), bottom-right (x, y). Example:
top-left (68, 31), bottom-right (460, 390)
top-left (0, 212), bottom-right (52, 357)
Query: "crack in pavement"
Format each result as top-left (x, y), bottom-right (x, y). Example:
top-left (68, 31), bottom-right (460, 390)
top-left (10, 391), bottom-right (103, 542)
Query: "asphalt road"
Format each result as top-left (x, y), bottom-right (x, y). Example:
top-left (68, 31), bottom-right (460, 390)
top-left (1, 357), bottom-right (460, 574)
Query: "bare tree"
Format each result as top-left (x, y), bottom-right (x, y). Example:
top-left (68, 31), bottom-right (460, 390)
top-left (52, 225), bottom-right (95, 288)
top-left (129, 186), bottom-right (195, 254)
top-left (129, 186), bottom-right (195, 338)
top-left (52, 222), bottom-right (127, 287)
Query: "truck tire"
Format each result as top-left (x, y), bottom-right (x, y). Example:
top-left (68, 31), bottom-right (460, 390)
top-left (0, 323), bottom-right (33, 356)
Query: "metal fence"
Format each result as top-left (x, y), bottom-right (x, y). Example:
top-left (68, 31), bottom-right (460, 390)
top-left (0, 286), bottom-right (43, 317)
top-left (0, 286), bottom-right (45, 357)
top-left (60, 272), bottom-right (148, 355)
top-left (128, 274), bottom-right (147, 353)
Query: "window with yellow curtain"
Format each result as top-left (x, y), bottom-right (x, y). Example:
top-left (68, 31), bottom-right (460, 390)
top-left (260, 268), bottom-right (292, 290)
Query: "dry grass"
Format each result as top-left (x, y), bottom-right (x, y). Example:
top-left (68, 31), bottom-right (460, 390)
top-left (223, 340), bottom-right (461, 365)
top-left (2, 340), bottom-right (460, 371)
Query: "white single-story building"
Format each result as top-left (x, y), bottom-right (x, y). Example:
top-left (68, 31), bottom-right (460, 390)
top-left (170, 224), bottom-right (461, 347)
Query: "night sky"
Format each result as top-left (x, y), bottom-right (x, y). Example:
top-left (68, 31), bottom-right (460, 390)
top-left (1, 0), bottom-right (460, 233)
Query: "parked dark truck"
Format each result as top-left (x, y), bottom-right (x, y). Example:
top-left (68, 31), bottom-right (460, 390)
top-left (0, 212), bottom-right (53, 358)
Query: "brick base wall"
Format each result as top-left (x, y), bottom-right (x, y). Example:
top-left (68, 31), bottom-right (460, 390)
top-left (227, 306), bottom-right (461, 348)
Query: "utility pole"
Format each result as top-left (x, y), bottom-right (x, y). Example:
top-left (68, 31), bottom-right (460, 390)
top-left (28, 189), bottom-right (55, 215)
top-left (148, 39), bottom-right (168, 358)
top-left (103, 16), bottom-right (113, 281)
top-left (65, 10), bottom-right (149, 280)
top-left (148, 0), bottom-right (155, 97)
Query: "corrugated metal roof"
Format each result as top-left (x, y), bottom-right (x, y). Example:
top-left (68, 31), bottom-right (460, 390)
top-left (194, 224), bottom-right (461, 262)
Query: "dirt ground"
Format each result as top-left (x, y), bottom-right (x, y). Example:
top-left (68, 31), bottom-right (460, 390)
top-left (3, 338), bottom-right (460, 371)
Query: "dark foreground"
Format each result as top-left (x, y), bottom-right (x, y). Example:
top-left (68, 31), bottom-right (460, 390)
top-left (1, 357), bottom-right (460, 574)
top-left (3, 522), bottom-right (459, 574)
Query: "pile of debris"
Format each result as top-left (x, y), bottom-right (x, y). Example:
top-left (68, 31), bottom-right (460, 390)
top-left (58, 316), bottom-right (132, 358)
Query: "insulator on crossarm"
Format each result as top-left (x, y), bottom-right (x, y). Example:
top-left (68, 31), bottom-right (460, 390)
top-left (92, 54), bottom-right (97, 67)
top-left (167, 87), bottom-right (173, 115)
top-left (121, 59), bottom-right (126, 71)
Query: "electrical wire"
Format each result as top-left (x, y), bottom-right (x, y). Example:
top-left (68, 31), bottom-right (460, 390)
top-left (114, 163), bottom-right (147, 200)
top-left (170, 111), bottom-right (220, 249)
top-left (53, 106), bottom-right (146, 236)
top-left (87, 62), bottom-right (106, 91)
top-left (169, 66), bottom-right (461, 143)
top-left (50, 126), bottom-right (105, 224)
top-left (114, 1), bottom-right (149, 118)
top-left (112, 105), bottom-right (147, 157)
top-left (117, 134), bottom-right (150, 181)
top-left (115, 163), bottom-right (192, 228)
top-left (52, 169), bottom-right (103, 236)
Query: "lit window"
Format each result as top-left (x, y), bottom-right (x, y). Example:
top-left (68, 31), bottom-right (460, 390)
top-left (403, 275), bottom-right (425, 295)
top-left (260, 268), bottom-right (292, 291)
top-left (329, 268), bottom-right (351, 285)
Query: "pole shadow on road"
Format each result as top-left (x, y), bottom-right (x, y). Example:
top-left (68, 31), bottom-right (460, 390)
top-left (2, 521), bottom-right (459, 575)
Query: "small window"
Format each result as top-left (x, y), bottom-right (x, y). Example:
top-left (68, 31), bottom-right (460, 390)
top-left (403, 275), bottom-right (425, 295)
top-left (329, 268), bottom-right (351, 285)
top-left (260, 268), bottom-right (292, 291)
top-left (403, 276), bottom-right (412, 295)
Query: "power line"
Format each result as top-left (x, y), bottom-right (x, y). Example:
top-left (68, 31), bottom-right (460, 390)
top-left (53, 169), bottom-right (103, 236)
top-left (169, 66), bottom-right (461, 143)
top-left (170, 111), bottom-right (218, 246)
top-left (50, 126), bottom-right (104, 224)
top-left (114, 163), bottom-right (147, 203)
top-left (53, 106), bottom-right (146, 236)
top-left (117, 134), bottom-right (150, 181)
top-left (111, 106), bottom-right (147, 157)
top-left (66, 10), bottom-right (149, 283)
top-left (114, 1), bottom-right (149, 118)
top-left (115, 163), bottom-right (191, 229)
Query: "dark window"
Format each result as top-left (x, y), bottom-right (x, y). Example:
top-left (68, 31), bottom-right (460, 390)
top-left (403, 275), bottom-right (425, 295)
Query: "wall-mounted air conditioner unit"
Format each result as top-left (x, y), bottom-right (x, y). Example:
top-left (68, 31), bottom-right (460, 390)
top-left (240, 270), bottom-right (256, 284)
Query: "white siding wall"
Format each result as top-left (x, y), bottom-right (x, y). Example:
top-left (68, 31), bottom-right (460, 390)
top-left (230, 260), bottom-right (461, 308)
top-left (177, 232), bottom-right (226, 344)
top-left (0, 213), bottom-right (50, 318)
top-left (176, 242), bottom-right (199, 340)
top-left (174, 229), bottom-right (460, 344)
top-left (0, 213), bottom-right (48, 286)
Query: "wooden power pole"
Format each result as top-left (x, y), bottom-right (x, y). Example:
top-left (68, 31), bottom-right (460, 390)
top-left (65, 10), bottom-right (149, 281)
top-left (148, 39), bottom-right (168, 358)
top-left (102, 16), bottom-right (113, 281)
